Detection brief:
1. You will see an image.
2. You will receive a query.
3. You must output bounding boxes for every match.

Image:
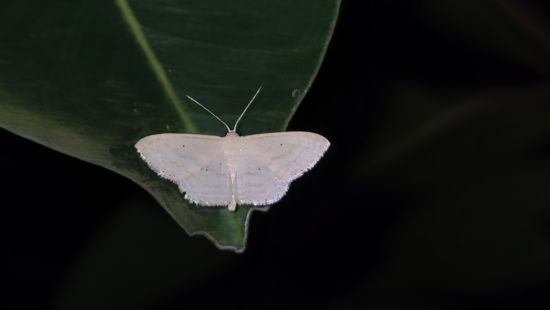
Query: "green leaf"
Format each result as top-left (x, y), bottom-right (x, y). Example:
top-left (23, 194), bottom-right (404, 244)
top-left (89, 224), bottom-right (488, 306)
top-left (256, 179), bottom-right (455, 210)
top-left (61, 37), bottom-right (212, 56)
top-left (0, 0), bottom-right (340, 251)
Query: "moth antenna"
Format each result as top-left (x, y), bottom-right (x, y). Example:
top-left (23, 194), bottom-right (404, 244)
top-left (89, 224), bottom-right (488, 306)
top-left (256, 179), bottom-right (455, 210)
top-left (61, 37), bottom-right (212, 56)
top-left (185, 94), bottom-right (232, 133)
top-left (232, 84), bottom-right (263, 132)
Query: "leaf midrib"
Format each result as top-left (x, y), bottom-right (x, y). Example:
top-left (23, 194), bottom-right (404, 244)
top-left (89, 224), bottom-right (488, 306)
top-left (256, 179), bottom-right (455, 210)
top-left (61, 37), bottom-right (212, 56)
top-left (116, 0), bottom-right (197, 133)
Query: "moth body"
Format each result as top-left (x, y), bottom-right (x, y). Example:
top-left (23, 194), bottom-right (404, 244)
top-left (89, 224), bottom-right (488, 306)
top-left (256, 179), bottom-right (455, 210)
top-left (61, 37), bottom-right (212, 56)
top-left (135, 85), bottom-right (330, 211)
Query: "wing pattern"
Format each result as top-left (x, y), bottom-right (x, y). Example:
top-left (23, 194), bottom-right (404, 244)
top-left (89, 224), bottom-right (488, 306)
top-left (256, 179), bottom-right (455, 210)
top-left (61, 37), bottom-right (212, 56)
top-left (136, 131), bottom-right (330, 209)
top-left (135, 133), bottom-right (231, 206)
top-left (234, 155), bottom-right (289, 205)
top-left (235, 132), bottom-right (330, 205)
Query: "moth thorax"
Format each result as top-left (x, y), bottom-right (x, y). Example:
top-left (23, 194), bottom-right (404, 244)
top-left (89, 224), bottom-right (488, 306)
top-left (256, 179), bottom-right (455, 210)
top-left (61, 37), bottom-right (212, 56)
top-left (222, 133), bottom-right (242, 167)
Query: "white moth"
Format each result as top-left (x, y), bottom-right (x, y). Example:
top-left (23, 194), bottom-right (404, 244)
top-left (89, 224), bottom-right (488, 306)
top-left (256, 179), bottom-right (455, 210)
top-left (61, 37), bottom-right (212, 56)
top-left (135, 86), bottom-right (330, 211)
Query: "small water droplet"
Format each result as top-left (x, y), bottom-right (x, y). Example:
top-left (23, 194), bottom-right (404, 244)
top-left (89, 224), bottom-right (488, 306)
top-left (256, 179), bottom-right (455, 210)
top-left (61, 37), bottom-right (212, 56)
top-left (292, 89), bottom-right (300, 98)
top-left (133, 108), bottom-right (139, 114)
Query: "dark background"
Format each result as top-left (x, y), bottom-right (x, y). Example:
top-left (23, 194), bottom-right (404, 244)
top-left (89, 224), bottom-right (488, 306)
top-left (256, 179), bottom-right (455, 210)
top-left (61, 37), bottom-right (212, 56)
top-left (3, 0), bottom-right (550, 309)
